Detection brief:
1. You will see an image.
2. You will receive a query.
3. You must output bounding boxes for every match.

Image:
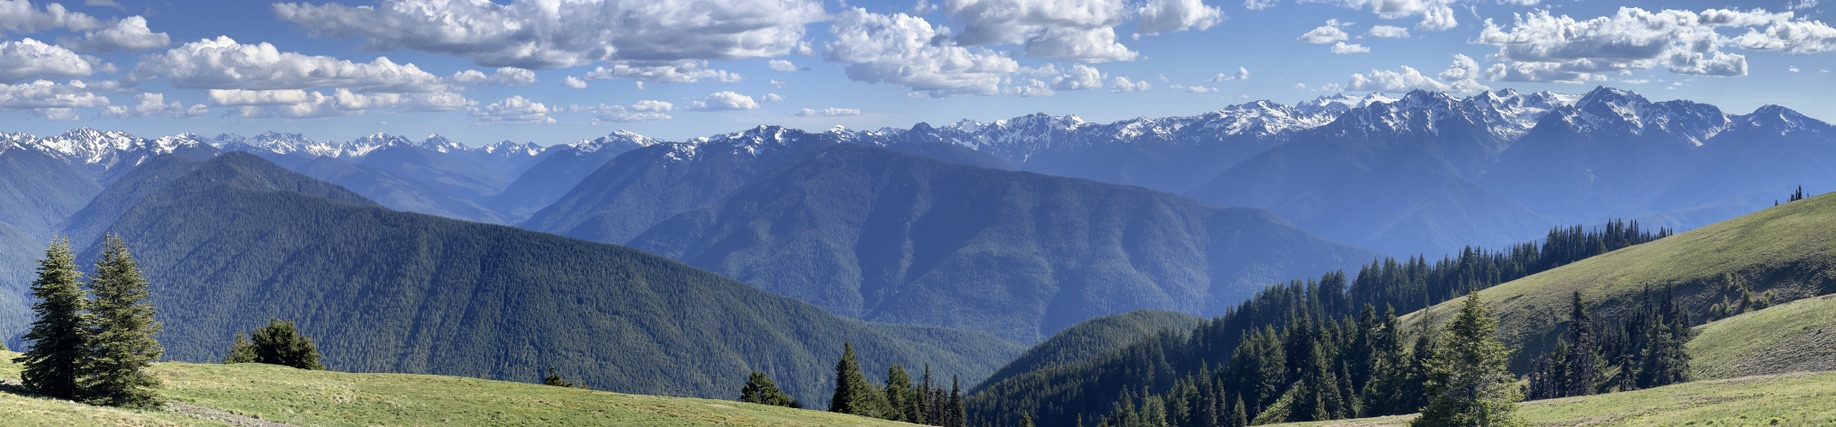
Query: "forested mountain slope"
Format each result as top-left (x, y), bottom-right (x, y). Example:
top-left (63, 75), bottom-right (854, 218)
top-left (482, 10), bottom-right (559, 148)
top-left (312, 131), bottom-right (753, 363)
top-left (629, 144), bottom-right (1377, 342)
top-left (62, 152), bottom-right (1022, 406)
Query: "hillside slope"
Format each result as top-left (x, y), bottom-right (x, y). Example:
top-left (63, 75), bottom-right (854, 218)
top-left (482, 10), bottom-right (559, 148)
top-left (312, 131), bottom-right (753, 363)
top-left (63, 152), bottom-right (1021, 406)
top-left (1271, 371), bottom-right (1836, 426)
top-left (1405, 191), bottom-right (1836, 367)
top-left (0, 350), bottom-right (913, 427)
top-left (974, 310), bottom-right (1201, 391)
top-left (630, 144), bottom-right (1377, 342)
top-left (1689, 293), bottom-right (1836, 380)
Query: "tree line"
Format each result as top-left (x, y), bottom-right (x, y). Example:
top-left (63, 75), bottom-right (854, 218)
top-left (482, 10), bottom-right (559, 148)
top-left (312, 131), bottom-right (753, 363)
top-left (969, 220), bottom-right (1672, 426)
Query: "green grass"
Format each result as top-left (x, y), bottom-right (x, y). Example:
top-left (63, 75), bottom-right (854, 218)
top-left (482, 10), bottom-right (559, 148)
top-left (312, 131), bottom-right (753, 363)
top-left (1, 350), bottom-right (913, 426)
top-left (1689, 294), bottom-right (1836, 380)
top-left (1403, 192), bottom-right (1836, 365)
top-left (1271, 371), bottom-right (1836, 426)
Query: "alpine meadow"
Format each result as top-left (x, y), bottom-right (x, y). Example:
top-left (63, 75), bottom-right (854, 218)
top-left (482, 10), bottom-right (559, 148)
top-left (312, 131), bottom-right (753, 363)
top-left (3, 0), bottom-right (1836, 426)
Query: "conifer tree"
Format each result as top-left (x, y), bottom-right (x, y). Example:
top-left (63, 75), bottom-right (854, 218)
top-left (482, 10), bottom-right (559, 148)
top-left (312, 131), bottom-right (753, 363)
top-left (947, 376), bottom-right (967, 427)
top-left (250, 319), bottom-right (325, 370)
top-left (222, 333), bottom-right (257, 364)
top-left (740, 371), bottom-right (799, 408)
top-left (1414, 294), bottom-right (1524, 427)
top-left (14, 238), bottom-right (88, 400)
top-left (81, 236), bottom-right (163, 408)
top-left (829, 342), bottom-right (888, 418)
top-left (919, 364), bottom-right (936, 425)
top-left (886, 364), bottom-right (920, 422)
top-left (543, 368), bottom-right (575, 388)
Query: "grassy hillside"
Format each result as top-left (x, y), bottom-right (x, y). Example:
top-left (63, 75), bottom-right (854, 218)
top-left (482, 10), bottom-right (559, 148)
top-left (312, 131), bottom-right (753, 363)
top-left (61, 152), bottom-right (1021, 406)
top-left (1269, 371), bottom-right (1836, 426)
top-left (1689, 293), bottom-right (1836, 380)
top-left (973, 310), bottom-right (1200, 391)
top-left (1405, 192), bottom-right (1836, 366)
top-left (0, 350), bottom-right (913, 426)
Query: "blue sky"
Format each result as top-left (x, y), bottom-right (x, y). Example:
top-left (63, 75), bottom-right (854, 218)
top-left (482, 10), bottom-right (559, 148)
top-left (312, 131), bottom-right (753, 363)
top-left (0, 0), bottom-right (1832, 144)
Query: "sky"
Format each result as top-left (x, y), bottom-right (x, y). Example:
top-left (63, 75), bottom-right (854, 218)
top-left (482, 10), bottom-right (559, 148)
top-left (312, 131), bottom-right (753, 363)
top-left (0, 0), bottom-right (1832, 145)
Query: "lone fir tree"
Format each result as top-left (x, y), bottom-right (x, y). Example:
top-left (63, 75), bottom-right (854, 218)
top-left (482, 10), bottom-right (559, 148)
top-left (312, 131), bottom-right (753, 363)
top-left (81, 236), bottom-right (164, 408)
top-left (1414, 293), bottom-right (1524, 426)
top-left (14, 238), bottom-right (89, 400)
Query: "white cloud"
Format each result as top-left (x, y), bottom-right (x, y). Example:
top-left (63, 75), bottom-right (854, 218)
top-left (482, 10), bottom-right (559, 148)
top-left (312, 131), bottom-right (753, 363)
top-left (1346, 54), bottom-right (1489, 94)
top-left (1244, 0), bottom-right (1277, 11)
top-left (1136, 0), bottom-right (1225, 36)
top-left (1474, 7), bottom-right (1827, 81)
top-left (0, 1), bottom-right (100, 34)
top-left (581, 60), bottom-right (741, 83)
top-left (560, 76), bottom-right (587, 89)
top-left (760, 93), bottom-right (784, 103)
top-left (689, 91), bottom-right (760, 111)
top-left (273, 0), bottom-right (826, 68)
top-left (63, 15), bottom-right (168, 52)
top-left (1299, 19), bottom-right (1351, 43)
top-left (99, 92), bottom-right (205, 118)
top-left (1002, 78), bottom-right (1055, 97)
top-left (34, 107), bottom-right (76, 121)
top-left (824, 8), bottom-right (1019, 97)
top-left (0, 38), bottom-right (95, 83)
top-left (768, 59), bottom-right (804, 72)
top-left (470, 95), bottom-right (554, 124)
top-left (1208, 66), bottom-right (1250, 81)
top-left (795, 107), bottom-right (862, 116)
top-left (216, 88), bottom-right (471, 118)
top-left (0, 80), bottom-right (108, 112)
top-left (451, 67), bottom-right (536, 86)
top-left (1171, 84), bottom-right (1217, 93)
top-left (572, 100), bottom-right (673, 123)
top-left (1790, 66), bottom-right (1802, 72)
top-left (1367, 25), bottom-right (1411, 38)
top-left (1052, 63), bottom-right (1105, 90)
top-left (1109, 76), bottom-right (1152, 92)
top-left (1331, 41), bottom-right (1370, 53)
top-left (1320, 0), bottom-right (1457, 31)
top-left (942, 0), bottom-right (1138, 62)
top-left (134, 36), bottom-right (446, 92)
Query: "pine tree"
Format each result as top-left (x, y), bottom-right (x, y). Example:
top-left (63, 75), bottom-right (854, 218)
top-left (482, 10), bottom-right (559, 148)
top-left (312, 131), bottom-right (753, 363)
top-left (1414, 294), bottom-right (1524, 427)
top-left (80, 236), bottom-right (164, 408)
top-left (14, 238), bottom-right (89, 400)
top-left (740, 371), bottom-right (799, 408)
top-left (1560, 292), bottom-right (1603, 397)
top-left (919, 364), bottom-right (936, 425)
top-left (886, 364), bottom-right (920, 422)
top-left (543, 368), bottom-right (575, 388)
top-left (222, 333), bottom-right (257, 364)
top-left (249, 319), bottom-right (325, 370)
top-left (948, 376), bottom-right (967, 427)
top-left (829, 342), bottom-right (888, 418)
top-left (1228, 395), bottom-right (1248, 427)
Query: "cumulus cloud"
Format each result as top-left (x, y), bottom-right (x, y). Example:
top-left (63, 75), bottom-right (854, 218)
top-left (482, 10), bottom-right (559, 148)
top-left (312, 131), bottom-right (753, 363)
top-left (273, 0), bottom-right (825, 68)
top-left (760, 93), bottom-right (784, 103)
top-left (1475, 7), bottom-right (1831, 81)
top-left (1346, 54), bottom-right (1488, 94)
top-left (63, 15), bottom-right (168, 52)
top-left (768, 59), bottom-right (805, 72)
top-left (560, 76), bottom-right (587, 89)
top-left (0, 38), bottom-right (96, 83)
top-left (1367, 25), bottom-right (1410, 38)
top-left (572, 100), bottom-right (674, 123)
top-left (1299, 19), bottom-right (1351, 43)
top-left (1170, 84), bottom-right (1217, 93)
top-left (470, 95), bottom-right (554, 124)
top-left (1317, 0), bottom-right (1457, 31)
top-left (1245, 0), bottom-right (1276, 10)
top-left (1331, 41), bottom-right (1370, 53)
top-left (1109, 76), bottom-right (1152, 92)
top-left (795, 107), bottom-right (862, 117)
top-left (689, 91), bottom-right (760, 111)
top-left (824, 8), bottom-right (1019, 97)
top-left (0, 79), bottom-right (107, 110)
top-left (134, 36), bottom-right (446, 92)
top-left (451, 67), bottom-right (537, 86)
top-left (1210, 67), bottom-right (1250, 81)
top-left (581, 59), bottom-right (741, 84)
top-left (1051, 63), bottom-right (1104, 90)
top-left (942, 0), bottom-right (1138, 62)
top-left (217, 88), bottom-right (471, 118)
top-left (1136, 0), bottom-right (1225, 36)
top-left (0, 1), bottom-right (101, 34)
top-left (1002, 78), bottom-right (1055, 97)
top-left (99, 92), bottom-right (205, 118)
